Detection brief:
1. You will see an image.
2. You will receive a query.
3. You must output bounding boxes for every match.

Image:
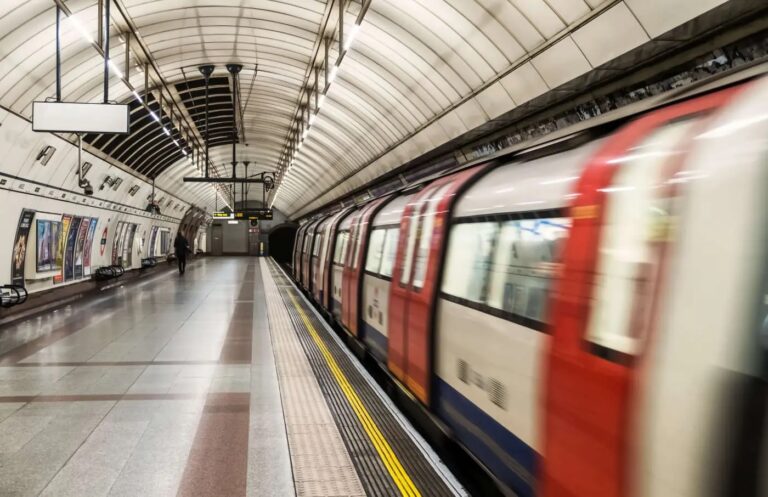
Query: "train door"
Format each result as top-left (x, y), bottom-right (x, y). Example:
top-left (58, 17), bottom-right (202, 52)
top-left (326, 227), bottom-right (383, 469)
top-left (332, 213), bottom-right (356, 321)
top-left (388, 167), bottom-right (483, 404)
top-left (292, 224), bottom-right (306, 280)
top-left (541, 88), bottom-right (740, 497)
top-left (302, 219), bottom-right (322, 289)
top-left (341, 198), bottom-right (388, 337)
top-left (316, 208), bottom-right (353, 308)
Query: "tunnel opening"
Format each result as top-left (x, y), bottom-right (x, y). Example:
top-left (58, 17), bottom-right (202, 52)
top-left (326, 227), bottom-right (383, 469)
top-left (268, 224), bottom-right (297, 265)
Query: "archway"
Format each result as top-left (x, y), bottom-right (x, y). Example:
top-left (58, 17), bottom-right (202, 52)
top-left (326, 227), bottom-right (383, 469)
top-left (268, 224), bottom-right (297, 264)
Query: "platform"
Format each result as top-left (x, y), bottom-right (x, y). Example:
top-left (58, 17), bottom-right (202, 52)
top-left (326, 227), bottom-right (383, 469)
top-left (0, 257), bottom-right (465, 497)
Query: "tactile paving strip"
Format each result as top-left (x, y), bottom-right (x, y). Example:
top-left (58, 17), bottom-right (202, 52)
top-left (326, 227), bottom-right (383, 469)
top-left (262, 260), bottom-right (366, 497)
top-left (264, 259), bottom-right (463, 497)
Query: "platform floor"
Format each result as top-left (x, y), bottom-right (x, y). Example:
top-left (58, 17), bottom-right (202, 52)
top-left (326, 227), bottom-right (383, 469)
top-left (0, 257), bottom-right (464, 497)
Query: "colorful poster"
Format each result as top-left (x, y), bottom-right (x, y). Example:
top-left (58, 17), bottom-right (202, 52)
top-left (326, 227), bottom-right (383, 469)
top-left (99, 227), bottom-right (108, 256)
top-left (11, 209), bottom-right (35, 286)
top-left (112, 222), bottom-right (125, 265)
top-left (64, 217), bottom-right (81, 282)
top-left (74, 217), bottom-right (90, 279)
top-left (84, 218), bottom-right (98, 276)
top-left (160, 229), bottom-right (170, 256)
top-left (54, 215), bottom-right (72, 284)
top-left (36, 220), bottom-right (54, 272)
top-left (149, 226), bottom-right (158, 257)
top-left (121, 224), bottom-right (135, 267)
top-left (50, 221), bottom-right (62, 270)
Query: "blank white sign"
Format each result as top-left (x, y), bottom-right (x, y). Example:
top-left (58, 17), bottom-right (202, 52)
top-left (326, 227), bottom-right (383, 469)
top-left (32, 101), bottom-right (130, 134)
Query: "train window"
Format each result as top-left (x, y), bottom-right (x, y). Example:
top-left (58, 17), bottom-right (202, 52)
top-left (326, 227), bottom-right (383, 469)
top-left (379, 228), bottom-right (399, 278)
top-left (312, 233), bottom-right (322, 257)
top-left (585, 119), bottom-right (694, 358)
top-left (400, 190), bottom-right (432, 286)
top-left (333, 231), bottom-right (348, 265)
top-left (442, 222), bottom-right (499, 303)
top-left (413, 184), bottom-right (451, 289)
top-left (487, 217), bottom-right (571, 325)
top-left (365, 228), bottom-right (386, 274)
top-left (302, 230), bottom-right (312, 254)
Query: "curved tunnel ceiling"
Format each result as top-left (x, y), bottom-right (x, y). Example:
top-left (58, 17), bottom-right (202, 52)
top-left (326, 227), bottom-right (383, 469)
top-left (0, 0), bottom-right (737, 216)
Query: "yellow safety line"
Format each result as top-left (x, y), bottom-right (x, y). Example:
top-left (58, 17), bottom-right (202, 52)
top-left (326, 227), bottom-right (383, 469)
top-left (286, 290), bottom-right (422, 497)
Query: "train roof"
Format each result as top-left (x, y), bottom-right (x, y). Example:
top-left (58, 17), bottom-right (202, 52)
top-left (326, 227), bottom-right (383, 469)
top-left (372, 194), bottom-right (413, 228)
top-left (454, 139), bottom-right (602, 218)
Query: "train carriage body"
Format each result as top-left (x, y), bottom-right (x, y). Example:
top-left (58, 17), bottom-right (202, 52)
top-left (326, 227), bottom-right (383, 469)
top-left (361, 194), bottom-right (414, 363)
top-left (314, 208), bottom-right (353, 307)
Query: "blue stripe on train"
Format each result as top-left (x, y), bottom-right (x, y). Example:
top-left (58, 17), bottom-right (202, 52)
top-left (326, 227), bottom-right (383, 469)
top-left (434, 379), bottom-right (538, 497)
top-left (362, 321), bottom-right (388, 362)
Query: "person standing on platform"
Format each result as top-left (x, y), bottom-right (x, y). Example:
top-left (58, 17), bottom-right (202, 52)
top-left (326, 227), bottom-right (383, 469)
top-left (174, 233), bottom-right (190, 275)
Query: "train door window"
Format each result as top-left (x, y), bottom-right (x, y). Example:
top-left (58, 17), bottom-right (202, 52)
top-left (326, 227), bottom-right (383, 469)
top-left (487, 216), bottom-right (571, 326)
top-left (302, 230), bottom-right (312, 254)
top-left (312, 232), bottom-right (322, 257)
top-left (412, 184), bottom-right (452, 289)
top-left (333, 231), bottom-right (348, 265)
top-left (442, 221), bottom-right (499, 303)
top-left (365, 228), bottom-right (386, 274)
top-left (400, 189), bottom-right (434, 286)
top-left (379, 228), bottom-right (400, 278)
top-left (585, 119), bottom-right (695, 359)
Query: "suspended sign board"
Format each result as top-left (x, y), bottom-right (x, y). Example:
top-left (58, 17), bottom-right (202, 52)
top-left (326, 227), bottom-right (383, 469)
top-left (212, 212), bottom-right (234, 219)
top-left (234, 209), bottom-right (273, 220)
top-left (32, 102), bottom-right (130, 134)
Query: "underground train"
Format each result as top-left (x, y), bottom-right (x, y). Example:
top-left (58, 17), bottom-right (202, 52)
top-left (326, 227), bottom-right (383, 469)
top-left (290, 74), bottom-right (768, 497)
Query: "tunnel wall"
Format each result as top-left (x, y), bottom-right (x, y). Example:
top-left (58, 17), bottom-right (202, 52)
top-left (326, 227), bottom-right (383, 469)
top-left (0, 108), bottom-right (188, 294)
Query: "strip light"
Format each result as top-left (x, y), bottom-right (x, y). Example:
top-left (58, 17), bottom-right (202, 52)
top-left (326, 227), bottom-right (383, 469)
top-left (272, 20), bottom-right (365, 209)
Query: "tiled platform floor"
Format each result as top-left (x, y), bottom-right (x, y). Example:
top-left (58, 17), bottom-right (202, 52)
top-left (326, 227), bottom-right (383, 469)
top-left (0, 257), bottom-right (460, 497)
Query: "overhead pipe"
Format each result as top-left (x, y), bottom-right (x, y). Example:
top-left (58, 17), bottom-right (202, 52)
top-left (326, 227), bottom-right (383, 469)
top-left (198, 64), bottom-right (215, 178)
top-left (103, 0), bottom-right (110, 103)
top-left (55, 6), bottom-right (61, 101)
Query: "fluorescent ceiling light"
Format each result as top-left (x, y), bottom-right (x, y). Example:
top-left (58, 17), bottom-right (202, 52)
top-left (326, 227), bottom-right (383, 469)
top-left (68, 14), bottom-right (94, 44)
top-left (107, 59), bottom-right (123, 79)
top-left (328, 65), bottom-right (339, 84)
top-left (344, 24), bottom-right (360, 51)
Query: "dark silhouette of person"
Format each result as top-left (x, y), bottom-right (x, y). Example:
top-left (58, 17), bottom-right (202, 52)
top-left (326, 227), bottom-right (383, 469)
top-left (174, 233), bottom-right (190, 274)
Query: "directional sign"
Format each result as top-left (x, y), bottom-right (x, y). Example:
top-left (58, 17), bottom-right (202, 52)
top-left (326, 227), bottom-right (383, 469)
top-left (234, 209), bottom-right (273, 220)
top-left (212, 212), bottom-right (234, 219)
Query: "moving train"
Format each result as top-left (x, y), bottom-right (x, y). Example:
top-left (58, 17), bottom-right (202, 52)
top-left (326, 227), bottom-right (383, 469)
top-left (291, 72), bottom-right (768, 497)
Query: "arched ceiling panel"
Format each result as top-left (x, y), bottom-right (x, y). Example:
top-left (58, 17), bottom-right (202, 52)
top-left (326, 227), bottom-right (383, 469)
top-left (0, 0), bottom-right (743, 215)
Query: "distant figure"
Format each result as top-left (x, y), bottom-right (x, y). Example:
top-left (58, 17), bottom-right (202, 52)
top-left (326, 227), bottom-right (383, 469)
top-left (174, 233), bottom-right (190, 274)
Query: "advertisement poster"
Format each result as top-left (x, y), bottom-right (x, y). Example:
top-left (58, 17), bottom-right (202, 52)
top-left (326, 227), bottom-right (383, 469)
top-left (122, 224), bottom-right (137, 267)
top-left (54, 215), bottom-right (72, 284)
top-left (99, 226), bottom-right (108, 256)
top-left (50, 222), bottom-right (61, 269)
top-left (36, 220), bottom-right (54, 272)
top-left (74, 217), bottom-right (90, 279)
top-left (112, 222), bottom-right (125, 265)
top-left (149, 226), bottom-right (158, 257)
top-left (160, 229), bottom-right (170, 256)
top-left (64, 217), bottom-right (81, 282)
top-left (11, 209), bottom-right (35, 286)
top-left (83, 218), bottom-right (98, 276)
